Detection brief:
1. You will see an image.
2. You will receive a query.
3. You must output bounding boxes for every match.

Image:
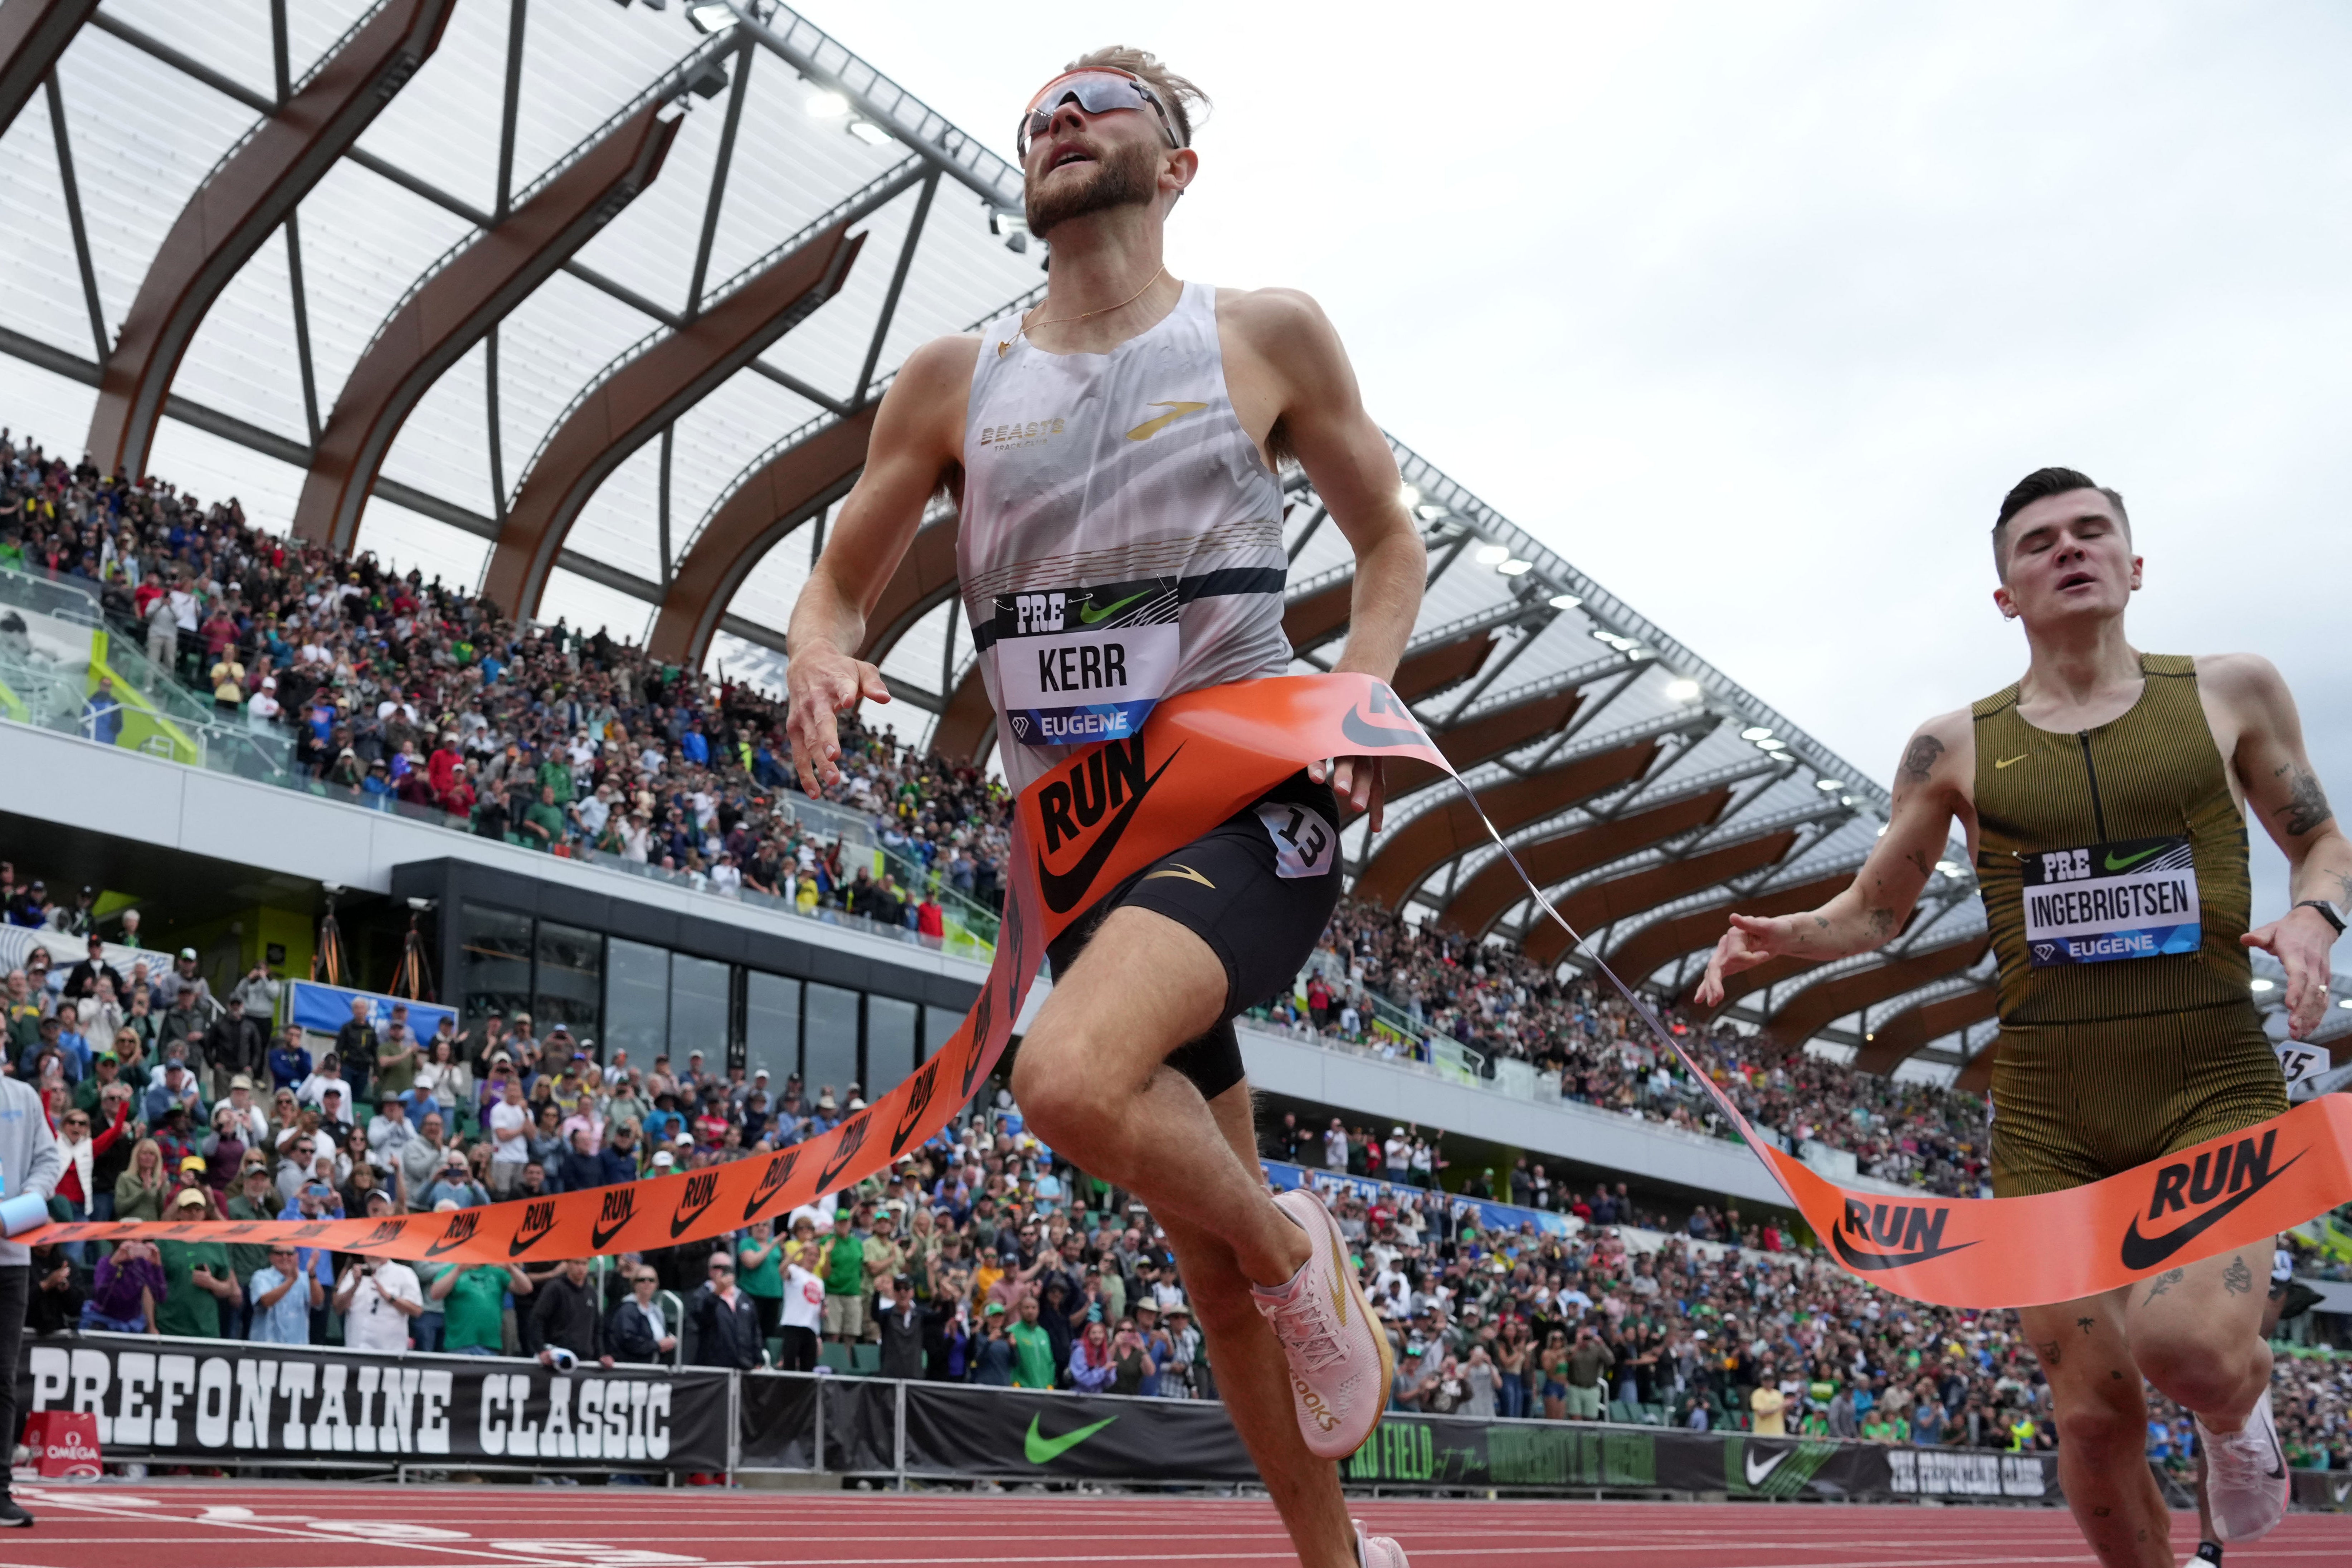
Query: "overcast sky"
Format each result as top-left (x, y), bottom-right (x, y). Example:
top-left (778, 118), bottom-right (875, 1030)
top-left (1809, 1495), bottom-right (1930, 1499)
top-left (807, 0), bottom-right (2352, 920)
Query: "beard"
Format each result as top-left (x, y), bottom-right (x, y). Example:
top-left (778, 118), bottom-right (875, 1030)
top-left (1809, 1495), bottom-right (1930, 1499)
top-left (1024, 134), bottom-right (1161, 238)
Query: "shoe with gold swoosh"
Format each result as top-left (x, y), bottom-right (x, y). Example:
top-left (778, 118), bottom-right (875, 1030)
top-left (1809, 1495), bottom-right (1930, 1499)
top-left (1354, 1520), bottom-right (1409, 1567)
top-left (1251, 1188), bottom-right (1394, 1460)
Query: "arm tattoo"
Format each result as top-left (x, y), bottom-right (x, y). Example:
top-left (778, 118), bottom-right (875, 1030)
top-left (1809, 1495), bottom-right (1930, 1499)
top-left (2036, 1340), bottom-right (2061, 1368)
top-left (1866, 907), bottom-right (1896, 940)
top-left (1900, 735), bottom-right (1945, 784)
top-left (2222, 1256), bottom-right (2252, 1296)
top-left (2276, 765), bottom-right (2334, 837)
top-left (2145, 1266), bottom-right (2185, 1303)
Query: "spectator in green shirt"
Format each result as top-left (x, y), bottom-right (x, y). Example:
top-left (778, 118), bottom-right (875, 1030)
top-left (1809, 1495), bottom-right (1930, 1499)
top-left (155, 1188), bottom-right (238, 1338)
top-left (521, 785), bottom-right (567, 851)
top-left (223, 1162), bottom-right (279, 1296)
top-left (1011, 1293), bottom-right (1056, 1390)
top-left (818, 1210), bottom-right (868, 1344)
top-left (738, 1219), bottom-right (785, 1343)
top-left (432, 1260), bottom-right (535, 1356)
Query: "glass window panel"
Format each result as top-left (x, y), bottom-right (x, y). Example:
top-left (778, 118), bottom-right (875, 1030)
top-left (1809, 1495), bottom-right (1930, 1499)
top-left (803, 983), bottom-right (860, 1104)
top-left (458, 903), bottom-right (533, 1030)
top-left (923, 1004), bottom-right (965, 1065)
top-left (534, 921), bottom-right (603, 1051)
top-left (669, 954), bottom-right (731, 1074)
top-left (867, 995), bottom-right (917, 1098)
top-left (604, 938), bottom-right (669, 1065)
top-left (744, 971), bottom-right (801, 1086)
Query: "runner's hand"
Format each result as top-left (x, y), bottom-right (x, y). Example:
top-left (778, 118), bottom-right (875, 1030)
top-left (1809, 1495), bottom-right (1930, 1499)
top-left (785, 642), bottom-right (890, 798)
top-left (1694, 914), bottom-right (1805, 1007)
top-left (2243, 905), bottom-right (2337, 1039)
top-left (1314, 756), bottom-right (1388, 833)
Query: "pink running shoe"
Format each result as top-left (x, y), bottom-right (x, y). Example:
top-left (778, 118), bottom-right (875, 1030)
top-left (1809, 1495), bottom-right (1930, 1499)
top-left (1252, 1188), bottom-right (1394, 1459)
top-left (1354, 1519), bottom-right (1409, 1567)
top-left (2197, 1388), bottom-right (2288, 1542)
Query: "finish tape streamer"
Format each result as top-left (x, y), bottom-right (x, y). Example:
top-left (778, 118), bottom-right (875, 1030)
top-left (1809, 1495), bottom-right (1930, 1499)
top-left (28, 675), bottom-right (2351, 1308)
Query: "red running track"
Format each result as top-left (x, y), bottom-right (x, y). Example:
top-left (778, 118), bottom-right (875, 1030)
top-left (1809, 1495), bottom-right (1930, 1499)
top-left (6, 1482), bottom-right (2351, 1567)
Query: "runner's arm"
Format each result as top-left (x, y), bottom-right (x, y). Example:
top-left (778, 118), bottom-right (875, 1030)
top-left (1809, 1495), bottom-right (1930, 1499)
top-left (2208, 653), bottom-right (2350, 1038)
top-left (784, 336), bottom-right (972, 797)
top-left (1695, 711), bottom-right (1969, 1005)
top-left (1240, 288), bottom-right (1425, 826)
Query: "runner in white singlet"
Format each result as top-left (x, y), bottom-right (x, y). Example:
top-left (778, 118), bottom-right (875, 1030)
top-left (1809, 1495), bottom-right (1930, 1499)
top-left (785, 48), bottom-right (1423, 1568)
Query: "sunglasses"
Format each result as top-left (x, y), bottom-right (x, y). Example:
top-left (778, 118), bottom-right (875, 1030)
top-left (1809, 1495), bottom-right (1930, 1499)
top-left (1017, 69), bottom-right (1180, 159)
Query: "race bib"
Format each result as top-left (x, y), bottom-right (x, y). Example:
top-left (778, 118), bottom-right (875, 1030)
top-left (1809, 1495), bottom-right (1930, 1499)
top-left (1256, 799), bottom-right (1338, 879)
top-left (2020, 834), bottom-right (2200, 966)
top-left (995, 581), bottom-right (1180, 749)
top-left (2277, 1041), bottom-right (2329, 1091)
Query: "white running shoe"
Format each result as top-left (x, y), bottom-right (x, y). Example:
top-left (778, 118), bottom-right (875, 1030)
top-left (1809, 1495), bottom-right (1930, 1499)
top-left (2198, 1388), bottom-right (2289, 1543)
top-left (1354, 1518), bottom-right (1409, 1567)
top-left (1252, 1188), bottom-right (1395, 1459)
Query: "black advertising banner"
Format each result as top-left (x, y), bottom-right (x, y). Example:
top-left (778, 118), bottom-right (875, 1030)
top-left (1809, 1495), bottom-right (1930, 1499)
top-left (18, 1333), bottom-right (731, 1473)
top-left (2294, 1469), bottom-right (2352, 1513)
top-left (821, 1378), bottom-right (901, 1474)
top-left (903, 1383), bottom-right (1260, 1484)
top-left (736, 1372), bottom-right (820, 1469)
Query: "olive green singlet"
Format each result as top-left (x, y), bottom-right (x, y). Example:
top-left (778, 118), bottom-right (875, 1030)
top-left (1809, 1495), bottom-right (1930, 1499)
top-left (1973, 652), bottom-right (2284, 1197)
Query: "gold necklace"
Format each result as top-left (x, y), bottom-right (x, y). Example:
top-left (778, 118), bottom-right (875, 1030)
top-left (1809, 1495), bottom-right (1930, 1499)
top-left (1003, 266), bottom-right (1171, 355)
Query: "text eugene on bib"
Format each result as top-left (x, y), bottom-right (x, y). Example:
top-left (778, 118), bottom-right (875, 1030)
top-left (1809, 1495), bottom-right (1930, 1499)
top-left (2019, 834), bottom-right (2201, 966)
top-left (995, 580), bottom-right (1180, 749)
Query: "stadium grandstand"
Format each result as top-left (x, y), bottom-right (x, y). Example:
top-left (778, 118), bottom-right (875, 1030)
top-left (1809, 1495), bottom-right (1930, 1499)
top-left (0, 0), bottom-right (2348, 1556)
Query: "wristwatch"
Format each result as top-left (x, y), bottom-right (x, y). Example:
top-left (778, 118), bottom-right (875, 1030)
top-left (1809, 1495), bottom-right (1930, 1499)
top-left (2295, 899), bottom-right (2347, 935)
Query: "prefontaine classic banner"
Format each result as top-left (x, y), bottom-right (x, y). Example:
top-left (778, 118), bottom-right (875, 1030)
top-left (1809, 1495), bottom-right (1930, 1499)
top-left (27, 674), bottom-right (2352, 1307)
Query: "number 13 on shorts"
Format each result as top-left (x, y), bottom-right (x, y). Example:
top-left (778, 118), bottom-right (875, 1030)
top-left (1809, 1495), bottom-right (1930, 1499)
top-left (1256, 801), bottom-right (1338, 879)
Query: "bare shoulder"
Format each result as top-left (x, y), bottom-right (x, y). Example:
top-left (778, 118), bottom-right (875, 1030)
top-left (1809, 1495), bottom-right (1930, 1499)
top-left (2192, 651), bottom-right (2291, 711)
top-left (870, 332), bottom-right (981, 456)
top-left (1898, 707), bottom-right (1974, 785)
top-left (892, 331), bottom-right (983, 395)
top-left (1214, 284), bottom-right (1339, 352)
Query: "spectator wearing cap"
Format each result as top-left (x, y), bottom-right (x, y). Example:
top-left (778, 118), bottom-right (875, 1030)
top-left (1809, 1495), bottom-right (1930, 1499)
top-left (141, 1057), bottom-right (204, 1124)
top-left (525, 1257), bottom-right (611, 1368)
top-left (687, 1250), bottom-right (762, 1371)
top-left (876, 1274), bottom-right (925, 1379)
top-left (294, 1052), bottom-right (351, 1117)
top-left (366, 1093), bottom-right (416, 1174)
top-left (218, 1072), bottom-right (267, 1148)
top-left (336, 1224), bottom-right (425, 1354)
top-left (332, 997), bottom-right (378, 1105)
top-left (267, 1023), bottom-right (312, 1094)
top-left (155, 1185), bottom-right (239, 1338)
top-left (596, 1122), bottom-right (642, 1184)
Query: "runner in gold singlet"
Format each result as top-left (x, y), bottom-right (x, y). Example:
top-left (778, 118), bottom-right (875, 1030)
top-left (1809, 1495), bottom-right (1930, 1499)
top-left (1696, 469), bottom-right (2352, 1568)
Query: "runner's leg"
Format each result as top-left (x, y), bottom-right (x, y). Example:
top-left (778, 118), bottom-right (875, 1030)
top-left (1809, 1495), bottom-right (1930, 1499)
top-left (1011, 905), bottom-right (1311, 1287)
top-left (2126, 1245), bottom-right (2272, 1430)
top-left (2022, 1292), bottom-right (2172, 1568)
top-left (1153, 1079), bottom-right (1354, 1568)
top-left (2190, 1262), bottom-right (2287, 1556)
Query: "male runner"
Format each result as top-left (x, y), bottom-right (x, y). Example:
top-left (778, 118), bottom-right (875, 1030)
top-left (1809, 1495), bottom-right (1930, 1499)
top-left (1698, 468), bottom-right (2352, 1568)
top-left (785, 49), bottom-right (1421, 1568)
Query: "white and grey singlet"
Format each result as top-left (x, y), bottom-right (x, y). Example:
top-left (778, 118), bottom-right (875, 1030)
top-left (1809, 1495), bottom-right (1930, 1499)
top-left (959, 280), bottom-right (1291, 794)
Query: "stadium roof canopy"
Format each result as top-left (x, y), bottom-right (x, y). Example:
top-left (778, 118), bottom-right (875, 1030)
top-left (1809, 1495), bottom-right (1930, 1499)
top-left (21, 0), bottom-right (2338, 1072)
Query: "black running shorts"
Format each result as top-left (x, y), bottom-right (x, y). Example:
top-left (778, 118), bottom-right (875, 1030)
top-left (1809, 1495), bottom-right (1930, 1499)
top-left (1045, 770), bottom-right (1344, 1101)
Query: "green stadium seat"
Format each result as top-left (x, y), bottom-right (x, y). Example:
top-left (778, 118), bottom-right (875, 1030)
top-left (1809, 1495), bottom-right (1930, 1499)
top-left (849, 1343), bottom-right (882, 1375)
top-left (1608, 1399), bottom-right (1636, 1425)
top-left (818, 1342), bottom-right (851, 1375)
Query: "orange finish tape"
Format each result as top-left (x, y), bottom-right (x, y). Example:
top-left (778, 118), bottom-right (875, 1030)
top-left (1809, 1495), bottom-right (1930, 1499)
top-left (30, 674), bottom-right (2342, 1308)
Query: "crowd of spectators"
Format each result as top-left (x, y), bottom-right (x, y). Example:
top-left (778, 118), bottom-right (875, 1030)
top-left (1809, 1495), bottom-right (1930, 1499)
top-left (5, 433), bottom-right (2351, 1478)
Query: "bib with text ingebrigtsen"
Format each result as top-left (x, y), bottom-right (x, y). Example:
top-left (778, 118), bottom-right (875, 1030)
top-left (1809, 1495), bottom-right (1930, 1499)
top-left (2020, 834), bottom-right (2200, 965)
top-left (996, 580), bottom-right (1180, 749)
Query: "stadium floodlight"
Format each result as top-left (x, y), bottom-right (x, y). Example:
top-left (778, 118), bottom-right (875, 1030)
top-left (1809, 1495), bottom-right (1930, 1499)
top-left (1548, 593), bottom-right (1581, 611)
top-left (1496, 559), bottom-right (1533, 576)
top-left (1936, 861), bottom-right (1963, 876)
top-left (2340, 998), bottom-right (2352, 1010)
top-left (2251, 978), bottom-right (2276, 993)
top-left (1758, 738), bottom-right (1787, 751)
top-left (1474, 544), bottom-right (1510, 565)
top-left (1398, 484), bottom-right (1421, 509)
top-left (1740, 726), bottom-right (1772, 741)
top-left (1664, 677), bottom-right (1700, 702)
top-left (1815, 778), bottom-right (1842, 791)
top-left (686, 1), bottom-right (735, 30)
top-left (807, 89), bottom-right (850, 118)
top-left (847, 119), bottom-right (891, 145)
top-left (1416, 504), bottom-right (1448, 520)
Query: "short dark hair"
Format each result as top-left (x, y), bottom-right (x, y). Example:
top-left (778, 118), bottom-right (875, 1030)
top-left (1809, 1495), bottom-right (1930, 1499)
top-left (1992, 467), bottom-right (2129, 580)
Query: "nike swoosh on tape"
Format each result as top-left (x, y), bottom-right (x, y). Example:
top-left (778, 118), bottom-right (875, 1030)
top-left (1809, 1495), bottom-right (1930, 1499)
top-left (1994, 754), bottom-right (2030, 769)
top-left (590, 1211), bottom-right (635, 1250)
top-left (2103, 845), bottom-right (2166, 872)
top-left (1025, 1413), bottom-right (1117, 1464)
top-left (1036, 746), bottom-right (1182, 915)
top-left (1124, 401), bottom-right (1207, 442)
top-left (1830, 1225), bottom-right (1979, 1273)
top-left (2118, 1150), bottom-right (2306, 1270)
top-left (1079, 591), bottom-right (1150, 625)
top-left (1142, 864), bottom-right (1214, 889)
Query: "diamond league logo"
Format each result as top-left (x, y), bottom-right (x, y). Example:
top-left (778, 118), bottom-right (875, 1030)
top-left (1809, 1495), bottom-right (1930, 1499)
top-left (2032, 941), bottom-right (2056, 961)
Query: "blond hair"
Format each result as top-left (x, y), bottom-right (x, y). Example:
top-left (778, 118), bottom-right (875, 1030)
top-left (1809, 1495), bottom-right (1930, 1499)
top-left (1065, 46), bottom-right (1209, 146)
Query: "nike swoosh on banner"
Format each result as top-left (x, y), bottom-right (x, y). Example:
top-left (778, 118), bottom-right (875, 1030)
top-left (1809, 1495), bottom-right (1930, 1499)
top-left (590, 1209), bottom-right (636, 1250)
top-left (1036, 747), bottom-right (1182, 915)
top-left (1124, 402), bottom-right (1207, 442)
top-left (1079, 591), bottom-right (1151, 625)
top-left (2103, 845), bottom-right (2166, 872)
top-left (1994, 754), bottom-right (2030, 769)
top-left (1340, 703), bottom-right (1431, 754)
top-left (1744, 1448), bottom-right (1790, 1487)
top-left (508, 1224), bottom-right (555, 1258)
top-left (669, 1190), bottom-right (720, 1239)
top-left (1831, 1225), bottom-right (1980, 1273)
top-left (2118, 1150), bottom-right (2306, 1270)
top-left (1024, 1413), bottom-right (1117, 1464)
